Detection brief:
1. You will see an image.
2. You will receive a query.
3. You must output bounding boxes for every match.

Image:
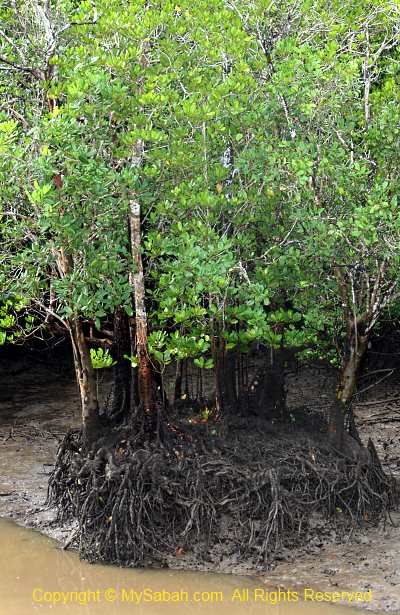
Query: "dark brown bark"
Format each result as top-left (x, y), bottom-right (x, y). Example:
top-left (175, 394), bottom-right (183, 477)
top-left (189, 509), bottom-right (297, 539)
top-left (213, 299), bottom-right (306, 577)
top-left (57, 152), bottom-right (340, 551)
top-left (184, 359), bottom-right (190, 398)
top-left (328, 398), bottom-right (346, 449)
top-left (128, 317), bottom-right (140, 409)
top-left (153, 369), bottom-right (169, 409)
top-left (212, 336), bottom-right (224, 412)
top-left (173, 360), bottom-right (183, 403)
top-left (236, 347), bottom-right (248, 413)
top-left (252, 347), bottom-right (286, 418)
top-left (108, 306), bottom-right (131, 420)
top-left (211, 338), bottom-right (238, 412)
top-left (269, 347), bottom-right (286, 418)
top-left (195, 366), bottom-right (203, 401)
top-left (222, 349), bottom-right (237, 409)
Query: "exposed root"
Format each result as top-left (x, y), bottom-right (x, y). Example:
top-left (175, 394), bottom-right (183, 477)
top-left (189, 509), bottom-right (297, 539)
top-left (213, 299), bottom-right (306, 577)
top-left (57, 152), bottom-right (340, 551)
top-left (47, 423), bottom-right (398, 568)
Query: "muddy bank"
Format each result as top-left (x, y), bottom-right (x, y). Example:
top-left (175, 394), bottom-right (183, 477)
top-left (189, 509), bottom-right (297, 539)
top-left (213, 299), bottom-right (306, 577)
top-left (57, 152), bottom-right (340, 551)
top-left (1, 363), bottom-right (400, 611)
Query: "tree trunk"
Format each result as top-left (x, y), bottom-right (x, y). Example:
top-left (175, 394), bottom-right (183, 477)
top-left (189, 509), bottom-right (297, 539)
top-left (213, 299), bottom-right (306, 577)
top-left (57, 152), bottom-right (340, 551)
top-left (237, 347), bottom-right (248, 413)
top-left (222, 349), bottom-right (237, 409)
top-left (212, 335), bottom-right (224, 413)
top-left (252, 346), bottom-right (286, 418)
top-left (108, 306), bottom-right (131, 421)
top-left (328, 398), bottom-right (346, 449)
top-left (329, 329), bottom-right (368, 447)
top-left (173, 360), bottom-right (183, 403)
top-left (337, 336), bottom-right (368, 403)
top-left (128, 196), bottom-right (155, 417)
top-left (70, 319), bottom-right (101, 446)
top-left (269, 346), bottom-right (286, 419)
top-left (54, 243), bottom-right (101, 445)
top-left (128, 317), bottom-right (140, 409)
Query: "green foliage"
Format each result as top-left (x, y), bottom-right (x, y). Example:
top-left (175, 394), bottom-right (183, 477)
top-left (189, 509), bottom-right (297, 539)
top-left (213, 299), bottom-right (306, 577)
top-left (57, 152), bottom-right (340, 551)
top-left (0, 302), bottom-right (16, 345)
top-left (90, 348), bottom-right (116, 369)
top-left (1, 0), bottom-right (400, 369)
top-left (0, 297), bottom-right (32, 345)
top-left (124, 354), bottom-right (139, 368)
top-left (194, 357), bottom-right (214, 370)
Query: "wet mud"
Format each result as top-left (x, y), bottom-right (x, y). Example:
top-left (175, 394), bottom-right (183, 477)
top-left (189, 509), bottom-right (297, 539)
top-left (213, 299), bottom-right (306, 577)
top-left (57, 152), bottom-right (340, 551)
top-left (1, 359), bottom-right (400, 611)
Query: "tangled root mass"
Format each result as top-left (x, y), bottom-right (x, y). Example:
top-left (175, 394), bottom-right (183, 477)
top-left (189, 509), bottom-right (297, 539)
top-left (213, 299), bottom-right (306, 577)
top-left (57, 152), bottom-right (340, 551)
top-left (47, 420), bottom-right (398, 568)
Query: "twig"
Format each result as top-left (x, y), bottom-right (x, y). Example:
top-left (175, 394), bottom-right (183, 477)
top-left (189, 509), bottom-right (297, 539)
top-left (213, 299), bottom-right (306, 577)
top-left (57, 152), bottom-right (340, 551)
top-left (62, 529), bottom-right (79, 550)
top-left (356, 396), bottom-right (400, 407)
top-left (354, 370), bottom-right (394, 397)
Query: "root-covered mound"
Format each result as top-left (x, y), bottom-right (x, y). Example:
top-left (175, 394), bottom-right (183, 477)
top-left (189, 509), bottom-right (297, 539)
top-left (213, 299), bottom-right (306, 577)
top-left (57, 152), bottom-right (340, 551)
top-left (47, 421), bottom-right (398, 568)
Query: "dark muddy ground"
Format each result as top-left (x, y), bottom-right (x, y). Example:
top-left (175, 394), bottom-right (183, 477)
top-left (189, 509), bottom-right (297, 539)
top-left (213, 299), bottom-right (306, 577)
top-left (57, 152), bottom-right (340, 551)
top-left (1, 352), bottom-right (400, 611)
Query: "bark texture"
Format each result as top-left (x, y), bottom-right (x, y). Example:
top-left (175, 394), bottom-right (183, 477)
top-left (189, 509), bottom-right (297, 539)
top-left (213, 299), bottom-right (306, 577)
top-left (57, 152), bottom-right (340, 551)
top-left (55, 240), bottom-right (101, 445)
top-left (128, 196), bottom-right (155, 416)
top-left (329, 325), bottom-right (368, 448)
top-left (70, 319), bottom-right (101, 445)
top-left (108, 305), bottom-right (131, 421)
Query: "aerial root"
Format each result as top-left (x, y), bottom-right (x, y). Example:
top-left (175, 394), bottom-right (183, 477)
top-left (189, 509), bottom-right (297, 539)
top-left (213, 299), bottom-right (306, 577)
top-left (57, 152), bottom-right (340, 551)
top-left (47, 429), bottom-right (398, 567)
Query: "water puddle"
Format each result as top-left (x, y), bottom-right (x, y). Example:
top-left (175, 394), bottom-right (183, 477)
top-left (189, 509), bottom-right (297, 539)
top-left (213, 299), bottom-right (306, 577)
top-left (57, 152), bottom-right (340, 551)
top-left (0, 518), bottom-right (370, 614)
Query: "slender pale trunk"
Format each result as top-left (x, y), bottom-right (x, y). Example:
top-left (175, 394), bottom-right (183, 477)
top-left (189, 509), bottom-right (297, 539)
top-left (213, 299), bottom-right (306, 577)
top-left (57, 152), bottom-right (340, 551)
top-left (128, 197), bottom-right (155, 415)
top-left (70, 319), bottom-right (100, 445)
top-left (128, 316), bottom-right (140, 409)
top-left (55, 243), bottom-right (100, 444)
top-left (329, 328), bottom-right (368, 447)
top-left (337, 335), bottom-right (368, 403)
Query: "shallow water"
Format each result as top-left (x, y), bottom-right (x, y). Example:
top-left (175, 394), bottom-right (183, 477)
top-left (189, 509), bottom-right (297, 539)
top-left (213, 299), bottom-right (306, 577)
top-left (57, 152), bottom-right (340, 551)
top-left (0, 518), bottom-right (368, 615)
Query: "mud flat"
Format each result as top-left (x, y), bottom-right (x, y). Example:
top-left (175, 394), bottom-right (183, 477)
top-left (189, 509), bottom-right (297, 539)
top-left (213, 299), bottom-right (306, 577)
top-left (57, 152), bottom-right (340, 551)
top-left (1, 364), bottom-right (400, 611)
